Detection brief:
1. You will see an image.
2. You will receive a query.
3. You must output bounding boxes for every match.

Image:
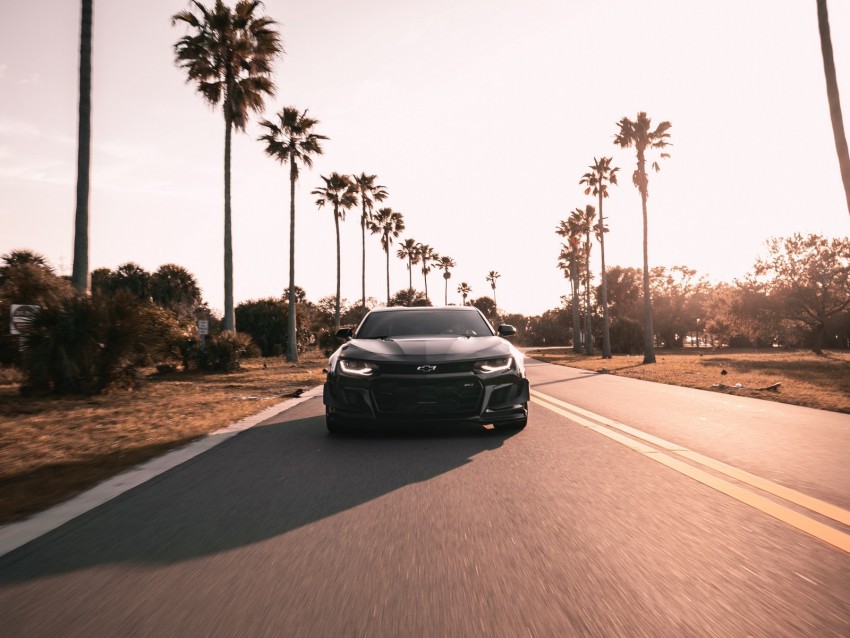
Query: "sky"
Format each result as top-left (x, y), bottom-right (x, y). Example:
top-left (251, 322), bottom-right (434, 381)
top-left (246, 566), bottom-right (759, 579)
top-left (1, 0), bottom-right (849, 317)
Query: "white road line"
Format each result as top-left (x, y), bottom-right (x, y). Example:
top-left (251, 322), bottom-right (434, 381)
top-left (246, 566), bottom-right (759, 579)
top-left (0, 386), bottom-right (324, 559)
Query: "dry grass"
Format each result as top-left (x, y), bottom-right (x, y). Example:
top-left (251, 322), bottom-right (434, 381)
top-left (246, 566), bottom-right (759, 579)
top-left (526, 348), bottom-right (850, 414)
top-left (0, 354), bottom-right (326, 524)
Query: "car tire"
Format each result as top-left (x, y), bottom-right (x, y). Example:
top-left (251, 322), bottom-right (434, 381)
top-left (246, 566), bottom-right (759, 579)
top-left (326, 408), bottom-right (345, 434)
top-left (495, 402), bottom-right (528, 431)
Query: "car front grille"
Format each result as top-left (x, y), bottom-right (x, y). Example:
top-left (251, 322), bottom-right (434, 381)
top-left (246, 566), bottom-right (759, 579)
top-left (372, 377), bottom-right (483, 416)
top-left (377, 361), bottom-right (475, 374)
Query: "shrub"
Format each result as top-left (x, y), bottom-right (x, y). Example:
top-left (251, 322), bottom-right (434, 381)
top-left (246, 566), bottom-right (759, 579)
top-left (19, 290), bottom-right (173, 394)
top-left (197, 331), bottom-right (253, 373)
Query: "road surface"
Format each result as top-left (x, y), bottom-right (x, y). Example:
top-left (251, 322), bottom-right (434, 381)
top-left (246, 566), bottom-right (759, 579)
top-left (1, 357), bottom-right (848, 637)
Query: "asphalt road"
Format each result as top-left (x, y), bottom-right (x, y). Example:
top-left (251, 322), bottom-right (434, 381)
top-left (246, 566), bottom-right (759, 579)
top-left (1, 358), bottom-right (849, 637)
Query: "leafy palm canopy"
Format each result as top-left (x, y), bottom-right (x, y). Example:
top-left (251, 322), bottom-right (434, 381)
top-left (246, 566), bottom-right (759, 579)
top-left (313, 172), bottom-right (358, 219)
top-left (352, 173), bottom-right (388, 225)
top-left (172, 0), bottom-right (282, 131)
top-left (369, 208), bottom-right (405, 251)
top-left (613, 112), bottom-right (671, 196)
top-left (258, 107), bottom-right (327, 178)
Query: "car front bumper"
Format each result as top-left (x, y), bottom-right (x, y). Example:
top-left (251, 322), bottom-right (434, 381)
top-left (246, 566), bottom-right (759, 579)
top-left (323, 370), bottom-right (529, 426)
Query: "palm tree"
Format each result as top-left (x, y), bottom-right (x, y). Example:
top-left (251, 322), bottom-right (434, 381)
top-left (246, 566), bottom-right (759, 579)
top-left (71, 0), bottom-right (93, 294)
top-left (313, 172), bottom-right (358, 329)
top-left (573, 205), bottom-right (596, 355)
top-left (485, 270), bottom-right (500, 307)
top-left (352, 173), bottom-right (388, 311)
top-left (457, 282), bottom-right (472, 306)
top-left (258, 107), bottom-right (327, 361)
top-left (436, 255), bottom-right (456, 305)
top-left (172, 0), bottom-right (282, 330)
top-left (417, 243), bottom-right (437, 302)
top-left (557, 218), bottom-right (584, 353)
top-left (816, 0), bottom-right (850, 217)
top-left (581, 157), bottom-right (619, 358)
top-left (614, 112), bottom-right (671, 364)
top-left (368, 208), bottom-right (405, 304)
top-left (396, 238), bottom-right (420, 293)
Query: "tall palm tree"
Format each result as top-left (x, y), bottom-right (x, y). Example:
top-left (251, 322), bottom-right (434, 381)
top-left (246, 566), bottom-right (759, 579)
top-left (485, 270), bottom-right (501, 308)
top-left (352, 173), bottom-right (388, 311)
top-left (573, 205), bottom-right (596, 355)
top-left (313, 172), bottom-right (358, 329)
top-left (172, 0), bottom-right (282, 330)
top-left (817, 0), bottom-right (850, 217)
top-left (396, 238), bottom-right (420, 293)
top-left (258, 107), bottom-right (327, 361)
top-left (614, 112), bottom-right (671, 364)
top-left (581, 156), bottom-right (619, 358)
top-left (417, 243), bottom-right (437, 302)
top-left (457, 282), bottom-right (472, 306)
top-left (557, 242), bottom-right (581, 353)
top-left (436, 255), bottom-right (456, 305)
top-left (368, 208), bottom-right (405, 304)
top-left (557, 218), bottom-right (585, 353)
top-left (71, 0), bottom-right (93, 294)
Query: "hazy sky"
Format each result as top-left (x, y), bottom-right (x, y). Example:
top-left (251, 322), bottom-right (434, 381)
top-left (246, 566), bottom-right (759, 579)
top-left (2, 0), bottom-right (849, 316)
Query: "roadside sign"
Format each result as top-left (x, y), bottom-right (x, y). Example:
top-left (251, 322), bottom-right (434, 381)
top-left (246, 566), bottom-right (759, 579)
top-left (197, 319), bottom-right (209, 335)
top-left (10, 304), bottom-right (40, 335)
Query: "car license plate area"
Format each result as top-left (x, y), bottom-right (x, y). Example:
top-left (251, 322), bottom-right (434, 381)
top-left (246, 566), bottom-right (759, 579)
top-left (372, 378), bottom-right (482, 415)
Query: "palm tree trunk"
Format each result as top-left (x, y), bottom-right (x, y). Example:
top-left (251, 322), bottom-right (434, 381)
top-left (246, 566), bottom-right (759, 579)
top-left (570, 262), bottom-right (581, 353)
top-left (71, 0), bottom-right (93, 294)
top-left (334, 206), bottom-right (341, 329)
top-left (584, 234), bottom-right (593, 355)
top-left (640, 187), bottom-right (656, 364)
top-left (385, 242), bottom-right (390, 304)
top-left (424, 271), bottom-right (429, 301)
top-left (408, 257), bottom-right (413, 291)
top-left (360, 205), bottom-right (367, 311)
top-left (599, 196), bottom-right (612, 359)
top-left (444, 273), bottom-right (449, 305)
top-left (817, 0), bottom-right (850, 217)
top-left (222, 111), bottom-right (235, 331)
top-left (286, 160), bottom-right (298, 361)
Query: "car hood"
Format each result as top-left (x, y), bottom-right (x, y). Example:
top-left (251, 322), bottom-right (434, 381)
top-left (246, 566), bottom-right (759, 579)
top-left (338, 335), bottom-right (512, 363)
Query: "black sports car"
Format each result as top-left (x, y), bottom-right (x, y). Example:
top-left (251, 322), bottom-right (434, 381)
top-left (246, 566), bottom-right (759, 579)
top-left (323, 306), bottom-right (529, 433)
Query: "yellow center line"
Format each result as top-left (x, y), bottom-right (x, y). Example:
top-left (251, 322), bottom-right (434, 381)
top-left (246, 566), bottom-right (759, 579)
top-left (529, 390), bottom-right (850, 555)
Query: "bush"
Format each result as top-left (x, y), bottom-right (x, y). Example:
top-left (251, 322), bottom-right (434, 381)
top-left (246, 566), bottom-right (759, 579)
top-left (19, 291), bottom-right (173, 394)
top-left (196, 331), bottom-right (253, 373)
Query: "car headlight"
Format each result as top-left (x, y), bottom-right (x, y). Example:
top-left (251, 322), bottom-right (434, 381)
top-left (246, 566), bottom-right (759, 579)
top-left (338, 358), bottom-right (379, 377)
top-left (474, 356), bottom-right (513, 374)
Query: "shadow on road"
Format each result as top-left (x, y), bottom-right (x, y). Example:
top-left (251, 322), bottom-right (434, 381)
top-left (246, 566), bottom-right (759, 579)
top-left (0, 411), bottom-right (515, 582)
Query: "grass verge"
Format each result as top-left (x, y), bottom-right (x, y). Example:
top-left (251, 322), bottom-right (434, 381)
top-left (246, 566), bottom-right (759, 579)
top-left (526, 348), bottom-right (850, 414)
top-left (0, 354), bottom-right (326, 524)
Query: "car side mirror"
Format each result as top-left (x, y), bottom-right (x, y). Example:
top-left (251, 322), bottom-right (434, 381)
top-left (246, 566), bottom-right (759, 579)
top-left (497, 324), bottom-right (516, 337)
top-left (335, 327), bottom-right (354, 341)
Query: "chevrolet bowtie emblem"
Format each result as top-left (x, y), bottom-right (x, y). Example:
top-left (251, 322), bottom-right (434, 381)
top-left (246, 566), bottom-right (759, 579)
top-left (417, 365), bottom-right (437, 372)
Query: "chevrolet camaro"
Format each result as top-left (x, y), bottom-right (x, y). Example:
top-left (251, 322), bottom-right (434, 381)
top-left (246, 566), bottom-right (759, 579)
top-left (323, 306), bottom-right (529, 433)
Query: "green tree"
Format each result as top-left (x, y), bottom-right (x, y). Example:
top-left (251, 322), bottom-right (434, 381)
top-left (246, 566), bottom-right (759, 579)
top-left (457, 282), bottom-right (472, 305)
top-left (485, 270), bottom-right (500, 308)
top-left (172, 0), bottom-right (281, 330)
top-left (396, 238), bottom-right (420, 294)
top-left (258, 107), bottom-right (327, 361)
top-left (816, 0), bottom-right (850, 217)
top-left (313, 172), bottom-right (358, 328)
top-left (389, 289), bottom-right (431, 307)
top-left (352, 173), bottom-right (388, 311)
top-left (581, 156), bottom-right (619, 358)
top-left (150, 264), bottom-right (203, 317)
top-left (614, 111), bottom-right (671, 364)
top-left (71, 0), bottom-right (93, 294)
top-left (752, 234), bottom-right (850, 354)
top-left (368, 208), bottom-right (405, 304)
top-left (436, 255), bottom-right (456, 305)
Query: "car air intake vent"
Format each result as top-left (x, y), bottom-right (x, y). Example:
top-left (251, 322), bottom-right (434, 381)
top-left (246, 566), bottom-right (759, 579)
top-left (372, 378), bottom-right (482, 416)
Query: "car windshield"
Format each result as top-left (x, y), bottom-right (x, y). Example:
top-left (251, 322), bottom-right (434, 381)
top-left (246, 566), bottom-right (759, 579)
top-left (356, 310), bottom-right (494, 339)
